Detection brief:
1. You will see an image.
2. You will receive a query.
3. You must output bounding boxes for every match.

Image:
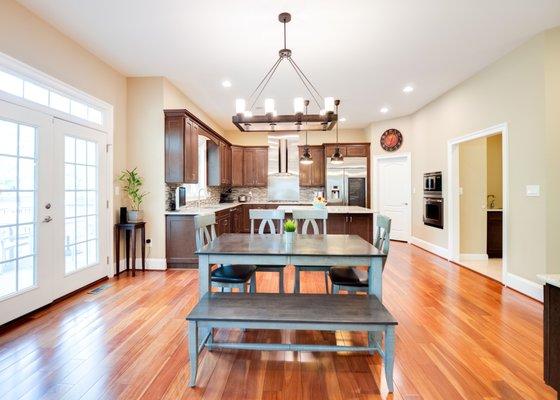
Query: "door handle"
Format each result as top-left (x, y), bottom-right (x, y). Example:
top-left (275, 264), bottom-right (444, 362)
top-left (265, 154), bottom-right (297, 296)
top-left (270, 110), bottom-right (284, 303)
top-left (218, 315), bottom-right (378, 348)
top-left (42, 216), bottom-right (52, 223)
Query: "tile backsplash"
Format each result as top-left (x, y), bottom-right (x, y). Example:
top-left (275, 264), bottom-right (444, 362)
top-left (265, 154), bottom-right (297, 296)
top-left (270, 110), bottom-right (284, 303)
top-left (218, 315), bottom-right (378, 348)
top-left (165, 184), bottom-right (324, 210)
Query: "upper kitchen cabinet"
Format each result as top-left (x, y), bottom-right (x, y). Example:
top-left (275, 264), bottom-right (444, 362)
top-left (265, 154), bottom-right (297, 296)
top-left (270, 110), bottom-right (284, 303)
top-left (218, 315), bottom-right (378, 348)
top-left (243, 147), bottom-right (268, 187)
top-left (164, 110), bottom-right (198, 184)
top-left (231, 146), bottom-right (244, 186)
top-left (207, 139), bottom-right (232, 186)
top-left (324, 143), bottom-right (370, 159)
top-left (299, 145), bottom-right (325, 187)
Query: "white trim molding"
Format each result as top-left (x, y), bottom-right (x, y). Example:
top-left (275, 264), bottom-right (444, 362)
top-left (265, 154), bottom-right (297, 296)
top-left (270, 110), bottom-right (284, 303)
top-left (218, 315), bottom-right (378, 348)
top-left (505, 273), bottom-right (543, 302)
top-left (459, 253), bottom-right (489, 261)
top-left (410, 236), bottom-right (449, 259)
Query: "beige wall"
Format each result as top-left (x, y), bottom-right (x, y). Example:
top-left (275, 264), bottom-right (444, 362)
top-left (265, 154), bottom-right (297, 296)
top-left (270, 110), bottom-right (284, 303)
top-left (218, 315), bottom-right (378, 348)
top-left (366, 29), bottom-right (560, 282)
top-left (486, 135), bottom-right (503, 209)
top-left (459, 138), bottom-right (487, 254)
top-left (0, 0), bottom-right (128, 223)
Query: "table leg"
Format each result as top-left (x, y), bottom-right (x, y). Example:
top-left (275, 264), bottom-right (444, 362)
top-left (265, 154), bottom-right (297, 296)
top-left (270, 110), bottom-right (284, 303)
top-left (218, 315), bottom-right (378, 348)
top-left (369, 257), bottom-right (384, 344)
top-left (115, 227), bottom-right (120, 275)
top-left (384, 326), bottom-right (395, 393)
top-left (188, 321), bottom-right (198, 387)
top-left (141, 226), bottom-right (146, 271)
top-left (130, 228), bottom-right (136, 277)
top-left (198, 254), bottom-right (210, 346)
top-left (125, 230), bottom-right (130, 271)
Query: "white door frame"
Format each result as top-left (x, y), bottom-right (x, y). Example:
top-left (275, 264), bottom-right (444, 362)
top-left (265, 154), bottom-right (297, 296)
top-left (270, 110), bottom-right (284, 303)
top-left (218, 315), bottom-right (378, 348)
top-left (447, 123), bottom-right (509, 283)
top-left (373, 152), bottom-right (412, 242)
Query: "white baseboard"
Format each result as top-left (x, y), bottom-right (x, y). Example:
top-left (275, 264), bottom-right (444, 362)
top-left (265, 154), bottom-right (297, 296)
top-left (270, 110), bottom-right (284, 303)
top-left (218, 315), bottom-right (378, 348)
top-left (410, 236), bottom-right (449, 259)
top-left (505, 273), bottom-right (543, 301)
top-left (117, 258), bottom-right (167, 271)
top-left (459, 253), bottom-right (489, 261)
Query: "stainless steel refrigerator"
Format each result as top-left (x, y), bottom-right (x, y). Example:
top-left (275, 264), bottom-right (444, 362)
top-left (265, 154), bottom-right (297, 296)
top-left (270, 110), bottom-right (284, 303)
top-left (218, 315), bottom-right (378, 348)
top-left (326, 157), bottom-right (367, 206)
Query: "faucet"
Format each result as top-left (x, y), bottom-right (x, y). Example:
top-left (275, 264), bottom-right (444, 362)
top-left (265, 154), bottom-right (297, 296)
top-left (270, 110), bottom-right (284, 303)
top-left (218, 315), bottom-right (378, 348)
top-left (197, 188), bottom-right (207, 209)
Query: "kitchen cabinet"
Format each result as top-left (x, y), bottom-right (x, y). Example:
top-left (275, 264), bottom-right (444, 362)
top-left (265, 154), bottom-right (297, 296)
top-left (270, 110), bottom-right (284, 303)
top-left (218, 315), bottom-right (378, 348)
top-left (207, 140), bottom-right (232, 187)
top-left (487, 211), bottom-right (502, 258)
top-left (166, 215), bottom-right (198, 267)
top-left (324, 143), bottom-right (370, 159)
top-left (299, 146), bottom-right (325, 187)
top-left (231, 146), bottom-right (244, 186)
top-left (327, 213), bottom-right (373, 243)
top-left (215, 209), bottom-right (231, 236)
top-left (220, 141), bottom-right (232, 186)
top-left (243, 147), bottom-right (268, 187)
top-left (230, 206), bottom-right (242, 233)
top-left (164, 111), bottom-right (198, 184)
top-left (241, 203), bottom-right (267, 233)
top-left (544, 283), bottom-right (560, 394)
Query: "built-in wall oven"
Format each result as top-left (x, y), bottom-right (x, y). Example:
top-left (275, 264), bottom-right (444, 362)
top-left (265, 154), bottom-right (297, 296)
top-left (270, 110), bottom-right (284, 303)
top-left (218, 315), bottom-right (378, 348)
top-left (423, 196), bottom-right (444, 229)
top-left (424, 171), bottom-right (442, 196)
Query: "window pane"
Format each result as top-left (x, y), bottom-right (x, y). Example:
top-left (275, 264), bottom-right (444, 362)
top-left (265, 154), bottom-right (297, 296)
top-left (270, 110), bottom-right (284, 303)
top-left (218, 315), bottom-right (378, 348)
top-left (17, 256), bottom-right (34, 290)
top-left (18, 224), bottom-right (34, 258)
top-left (87, 166), bottom-right (96, 190)
top-left (49, 92), bottom-right (70, 113)
top-left (23, 81), bottom-right (49, 106)
top-left (18, 158), bottom-right (35, 190)
top-left (70, 100), bottom-right (88, 119)
top-left (87, 141), bottom-right (97, 166)
top-left (76, 191), bottom-right (87, 216)
top-left (0, 119), bottom-right (17, 156)
top-left (65, 191), bottom-right (75, 218)
top-left (0, 192), bottom-right (17, 226)
top-left (0, 70), bottom-right (23, 97)
top-left (0, 226), bottom-right (17, 263)
top-left (76, 139), bottom-right (87, 163)
top-left (65, 164), bottom-right (75, 190)
top-left (65, 136), bottom-right (75, 163)
top-left (76, 165), bottom-right (86, 190)
top-left (87, 191), bottom-right (97, 215)
top-left (87, 107), bottom-right (103, 125)
top-left (18, 192), bottom-right (34, 224)
top-left (65, 245), bottom-right (76, 273)
top-left (87, 240), bottom-right (98, 265)
top-left (65, 218), bottom-right (75, 246)
top-left (19, 125), bottom-right (35, 158)
top-left (0, 260), bottom-right (16, 297)
top-left (87, 215), bottom-right (97, 240)
top-left (0, 156), bottom-right (17, 190)
top-left (76, 242), bottom-right (87, 269)
top-left (76, 216), bottom-right (87, 243)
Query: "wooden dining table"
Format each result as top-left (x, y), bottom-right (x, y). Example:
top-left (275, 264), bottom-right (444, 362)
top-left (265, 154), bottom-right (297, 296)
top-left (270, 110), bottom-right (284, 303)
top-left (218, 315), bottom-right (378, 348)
top-left (196, 233), bottom-right (387, 299)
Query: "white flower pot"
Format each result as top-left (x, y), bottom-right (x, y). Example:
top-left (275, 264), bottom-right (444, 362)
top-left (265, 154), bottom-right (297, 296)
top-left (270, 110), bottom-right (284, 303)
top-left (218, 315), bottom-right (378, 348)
top-left (284, 231), bottom-right (295, 244)
top-left (127, 210), bottom-right (143, 222)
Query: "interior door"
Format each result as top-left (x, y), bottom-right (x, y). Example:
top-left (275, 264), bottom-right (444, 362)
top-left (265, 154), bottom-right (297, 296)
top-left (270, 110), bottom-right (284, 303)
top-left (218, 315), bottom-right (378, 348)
top-left (52, 118), bottom-right (108, 299)
top-left (377, 156), bottom-right (411, 241)
top-left (0, 101), bottom-right (54, 325)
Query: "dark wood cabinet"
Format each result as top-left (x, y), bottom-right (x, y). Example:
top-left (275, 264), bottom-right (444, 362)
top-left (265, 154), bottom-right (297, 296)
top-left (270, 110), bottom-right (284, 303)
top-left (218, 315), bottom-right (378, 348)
top-left (230, 206), bottom-right (242, 233)
top-left (324, 143), bottom-right (370, 159)
top-left (231, 146), bottom-right (244, 186)
top-left (487, 211), bottom-right (503, 258)
top-left (327, 214), bottom-right (347, 234)
top-left (215, 209), bottom-right (231, 236)
top-left (544, 283), bottom-right (560, 394)
top-left (324, 144), bottom-right (347, 158)
top-left (166, 215), bottom-right (197, 267)
top-left (164, 111), bottom-right (198, 184)
top-left (299, 146), bottom-right (325, 187)
top-left (219, 141), bottom-right (232, 186)
top-left (326, 213), bottom-right (373, 243)
top-left (243, 147), bottom-right (268, 187)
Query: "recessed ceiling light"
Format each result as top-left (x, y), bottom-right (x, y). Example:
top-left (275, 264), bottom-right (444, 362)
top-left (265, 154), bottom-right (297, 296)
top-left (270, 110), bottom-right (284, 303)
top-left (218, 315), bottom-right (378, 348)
top-left (380, 107), bottom-right (389, 114)
top-left (403, 85), bottom-right (414, 93)
top-left (339, 117), bottom-right (346, 122)
top-left (222, 80), bottom-right (232, 88)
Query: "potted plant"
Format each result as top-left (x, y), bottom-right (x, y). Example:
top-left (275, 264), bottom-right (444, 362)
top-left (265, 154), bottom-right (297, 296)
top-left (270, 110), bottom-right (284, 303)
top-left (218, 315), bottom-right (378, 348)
top-left (118, 168), bottom-right (148, 222)
top-left (284, 219), bottom-right (297, 244)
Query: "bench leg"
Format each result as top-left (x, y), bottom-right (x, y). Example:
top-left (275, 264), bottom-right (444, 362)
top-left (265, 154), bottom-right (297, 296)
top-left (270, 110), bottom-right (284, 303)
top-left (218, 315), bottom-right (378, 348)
top-left (278, 269), bottom-right (284, 294)
top-left (293, 267), bottom-right (300, 293)
top-left (384, 326), bottom-right (395, 393)
top-left (250, 276), bottom-right (257, 293)
top-left (188, 321), bottom-right (198, 387)
top-left (324, 271), bottom-right (330, 294)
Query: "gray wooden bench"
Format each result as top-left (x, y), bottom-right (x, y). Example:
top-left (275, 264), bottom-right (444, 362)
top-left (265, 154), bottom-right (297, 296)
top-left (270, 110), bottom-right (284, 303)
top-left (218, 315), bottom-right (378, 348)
top-left (186, 292), bottom-right (397, 392)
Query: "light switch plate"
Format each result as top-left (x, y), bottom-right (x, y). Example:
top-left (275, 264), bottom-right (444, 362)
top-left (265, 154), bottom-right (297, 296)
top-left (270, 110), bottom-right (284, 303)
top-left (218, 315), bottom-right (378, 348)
top-left (526, 185), bottom-right (540, 197)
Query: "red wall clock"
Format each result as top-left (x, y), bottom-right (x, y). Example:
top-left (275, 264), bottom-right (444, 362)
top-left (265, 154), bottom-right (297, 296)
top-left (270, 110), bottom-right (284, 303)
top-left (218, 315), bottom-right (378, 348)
top-left (380, 129), bottom-right (403, 152)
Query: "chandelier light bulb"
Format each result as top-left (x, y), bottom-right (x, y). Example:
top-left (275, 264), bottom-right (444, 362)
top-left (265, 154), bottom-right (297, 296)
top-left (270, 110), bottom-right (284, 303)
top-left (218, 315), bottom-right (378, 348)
top-left (243, 110), bottom-right (253, 117)
top-left (324, 97), bottom-right (335, 113)
top-left (293, 97), bottom-right (304, 114)
top-left (319, 109), bottom-right (326, 116)
top-left (235, 98), bottom-right (246, 114)
top-left (264, 98), bottom-right (275, 115)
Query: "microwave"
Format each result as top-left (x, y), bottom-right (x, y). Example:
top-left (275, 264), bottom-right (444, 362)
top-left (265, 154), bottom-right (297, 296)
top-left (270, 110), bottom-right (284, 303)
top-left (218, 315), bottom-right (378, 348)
top-left (424, 171), bottom-right (442, 196)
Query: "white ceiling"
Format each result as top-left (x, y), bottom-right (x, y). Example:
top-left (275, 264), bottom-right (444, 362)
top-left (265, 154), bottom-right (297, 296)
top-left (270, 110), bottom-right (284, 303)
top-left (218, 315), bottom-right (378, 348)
top-left (17, 0), bottom-right (560, 130)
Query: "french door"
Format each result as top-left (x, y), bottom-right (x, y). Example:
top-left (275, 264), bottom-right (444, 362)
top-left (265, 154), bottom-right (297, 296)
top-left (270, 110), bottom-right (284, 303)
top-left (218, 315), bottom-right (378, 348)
top-left (0, 101), bottom-right (108, 325)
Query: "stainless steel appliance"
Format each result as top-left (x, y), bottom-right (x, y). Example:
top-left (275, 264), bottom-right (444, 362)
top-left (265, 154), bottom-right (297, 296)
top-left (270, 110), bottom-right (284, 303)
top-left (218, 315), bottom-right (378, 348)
top-left (267, 134), bottom-right (300, 201)
top-left (423, 196), bottom-right (444, 229)
top-left (424, 171), bottom-right (442, 196)
top-left (326, 157), bottom-right (367, 206)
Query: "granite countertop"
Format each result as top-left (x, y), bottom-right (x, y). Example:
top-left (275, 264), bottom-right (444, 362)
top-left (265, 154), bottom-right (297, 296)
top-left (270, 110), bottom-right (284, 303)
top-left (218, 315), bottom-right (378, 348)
top-left (537, 274), bottom-right (560, 288)
top-left (165, 202), bottom-right (375, 216)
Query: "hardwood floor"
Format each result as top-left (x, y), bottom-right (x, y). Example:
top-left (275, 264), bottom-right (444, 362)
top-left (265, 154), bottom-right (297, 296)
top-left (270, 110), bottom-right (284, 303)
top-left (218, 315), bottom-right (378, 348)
top-left (0, 242), bottom-right (555, 399)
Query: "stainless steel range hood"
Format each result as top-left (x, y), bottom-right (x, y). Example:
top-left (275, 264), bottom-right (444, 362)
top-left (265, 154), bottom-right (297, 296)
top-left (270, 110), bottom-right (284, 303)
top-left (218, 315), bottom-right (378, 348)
top-left (267, 134), bottom-right (299, 201)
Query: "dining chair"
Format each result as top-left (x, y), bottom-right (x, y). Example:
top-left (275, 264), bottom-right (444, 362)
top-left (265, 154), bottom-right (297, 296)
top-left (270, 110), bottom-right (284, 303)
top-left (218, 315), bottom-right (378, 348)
top-left (329, 214), bottom-right (392, 294)
top-left (292, 208), bottom-right (330, 293)
top-left (249, 209), bottom-right (286, 293)
top-left (195, 214), bottom-right (256, 293)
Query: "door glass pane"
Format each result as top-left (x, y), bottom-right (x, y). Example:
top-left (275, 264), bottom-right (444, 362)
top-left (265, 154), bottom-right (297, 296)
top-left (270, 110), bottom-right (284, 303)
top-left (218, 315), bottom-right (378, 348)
top-left (0, 119), bottom-right (37, 298)
top-left (64, 135), bottom-right (98, 273)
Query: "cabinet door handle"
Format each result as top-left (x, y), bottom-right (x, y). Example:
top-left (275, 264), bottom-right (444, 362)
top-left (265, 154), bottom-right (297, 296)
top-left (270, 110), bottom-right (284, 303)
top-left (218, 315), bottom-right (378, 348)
top-left (350, 216), bottom-right (353, 222)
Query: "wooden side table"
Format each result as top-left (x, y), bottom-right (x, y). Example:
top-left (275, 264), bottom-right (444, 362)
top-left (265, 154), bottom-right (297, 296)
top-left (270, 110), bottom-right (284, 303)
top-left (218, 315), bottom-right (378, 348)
top-left (115, 222), bottom-right (146, 276)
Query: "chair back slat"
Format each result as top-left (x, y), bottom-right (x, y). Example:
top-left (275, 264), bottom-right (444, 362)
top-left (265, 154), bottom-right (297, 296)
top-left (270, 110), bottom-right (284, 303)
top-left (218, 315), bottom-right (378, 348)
top-left (249, 209), bottom-right (285, 234)
top-left (293, 208), bottom-right (328, 235)
top-left (374, 214), bottom-right (392, 269)
top-left (194, 214), bottom-right (217, 251)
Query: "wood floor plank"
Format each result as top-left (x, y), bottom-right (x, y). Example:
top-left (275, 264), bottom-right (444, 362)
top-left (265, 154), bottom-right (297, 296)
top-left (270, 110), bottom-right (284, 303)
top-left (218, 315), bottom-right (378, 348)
top-left (0, 242), bottom-right (556, 399)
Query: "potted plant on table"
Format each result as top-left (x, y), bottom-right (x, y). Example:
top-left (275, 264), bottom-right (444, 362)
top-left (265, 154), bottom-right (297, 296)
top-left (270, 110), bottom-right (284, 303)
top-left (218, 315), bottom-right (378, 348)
top-left (284, 219), bottom-right (297, 244)
top-left (119, 168), bottom-right (148, 222)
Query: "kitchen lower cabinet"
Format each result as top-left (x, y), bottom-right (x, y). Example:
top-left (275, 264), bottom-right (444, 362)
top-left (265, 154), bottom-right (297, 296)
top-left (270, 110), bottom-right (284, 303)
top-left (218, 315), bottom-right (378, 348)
top-left (544, 283), bottom-right (560, 394)
top-left (215, 209), bottom-right (231, 236)
top-left (166, 215), bottom-right (198, 267)
top-left (487, 211), bottom-right (502, 258)
top-left (327, 213), bottom-right (373, 243)
top-left (230, 206), bottom-right (242, 233)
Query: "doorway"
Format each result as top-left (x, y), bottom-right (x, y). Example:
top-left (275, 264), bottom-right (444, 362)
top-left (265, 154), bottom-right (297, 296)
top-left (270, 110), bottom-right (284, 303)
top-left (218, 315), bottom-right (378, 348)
top-left (373, 153), bottom-right (412, 242)
top-left (448, 123), bottom-right (508, 283)
top-left (0, 100), bottom-right (109, 324)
